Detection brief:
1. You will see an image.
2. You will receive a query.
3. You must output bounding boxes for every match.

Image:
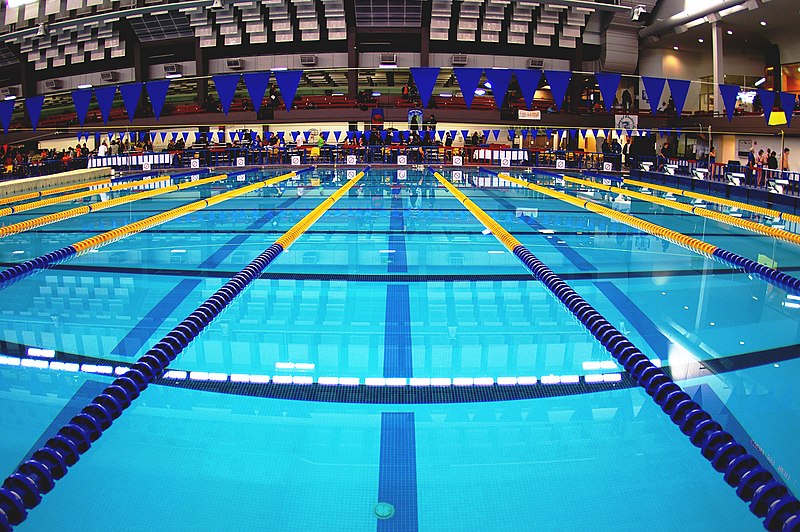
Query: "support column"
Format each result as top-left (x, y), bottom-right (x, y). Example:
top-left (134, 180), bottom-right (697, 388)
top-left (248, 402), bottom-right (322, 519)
top-left (711, 21), bottom-right (724, 116)
top-left (347, 30), bottom-right (358, 100)
top-left (195, 39), bottom-right (208, 107)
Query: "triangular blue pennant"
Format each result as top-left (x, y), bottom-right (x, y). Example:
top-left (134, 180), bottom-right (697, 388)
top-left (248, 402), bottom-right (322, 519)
top-left (595, 72), bottom-right (621, 113)
top-left (482, 129), bottom-right (490, 141)
top-left (139, 131), bottom-right (147, 141)
top-left (508, 129), bottom-right (515, 140)
top-left (171, 132), bottom-right (178, 141)
top-left (380, 130), bottom-right (388, 141)
top-left (347, 131), bottom-right (355, 141)
top-left (449, 129), bottom-right (457, 140)
top-left (453, 68), bottom-right (483, 109)
top-left (243, 72), bottom-right (270, 114)
top-left (393, 131), bottom-right (400, 142)
top-left (515, 69), bottom-right (542, 110)
top-left (667, 79), bottom-right (691, 117)
top-left (195, 132), bottom-right (203, 143)
top-left (182, 132), bottom-right (190, 142)
top-left (364, 131), bottom-right (371, 141)
top-left (160, 132), bottom-right (168, 142)
top-left (435, 130), bottom-right (444, 140)
top-left (641, 77), bottom-right (666, 116)
top-left (780, 92), bottom-right (796, 127)
top-left (145, 80), bottom-right (170, 121)
top-left (410, 67), bottom-right (440, 109)
top-left (758, 89), bottom-right (776, 124)
top-left (321, 131), bottom-right (330, 141)
top-left (108, 132), bottom-right (115, 140)
top-left (94, 85), bottom-right (116, 125)
top-left (213, 74), bottom-right (240, 115)
top-left (71, 89), bottom-right (93, 128)
top-left (274, 70), bottom-right (303, 111)
top-left (461, 129), bottom-right (470, 141)
top-left (531, 129), bottom-right (538, 139)
top-left (277, 132), bottom-right (285, 141)
top-left (25, 95), bottom-right (44, 132)
top-left (403, 131), bottom-right (410, 142)
top-left (217, 131), bottom-right (225, 142)
top-left (545, 128), bottom-right (552, 138)
top-left (544, 70), bottom-right (571, 111)
top-left (719, 84), bottom-right (739, 122)
top-left (119, 82), bottom-right (142, 123)
top-left (354, 131), bottom-right (362, 142)
top-left (492, 129), bottom-right (500, 140)
top-left (617, 129), bottom-right (624, 138)
top-left (520, 129), bottom-right (528, 140)
top-left (486, 69), bottom-right (513, 110)
top-left (253, 131), bottom-right (261, 141)
top-left (150, 132), bottom-right (157, 142)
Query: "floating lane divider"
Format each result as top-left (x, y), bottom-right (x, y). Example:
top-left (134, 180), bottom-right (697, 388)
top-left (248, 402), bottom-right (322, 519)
top-left (0, 171), bottom-right (226, 239)
top-left (0, 174), bottom-right (175, 219)
top-left (573, 173), bottom-right (800, 247)
top-left (617, 174), bottom-right (800, 224)
top-left (480, 168), bottom-right (800, 296)
top-left (0, 165), bottom-right (367, 530)
top-left (0, 168), bottom-right (297, 291)
top-left (0, 176), bottom-right (120, 207)
top-left (429, 167), bottom-right (800, 531)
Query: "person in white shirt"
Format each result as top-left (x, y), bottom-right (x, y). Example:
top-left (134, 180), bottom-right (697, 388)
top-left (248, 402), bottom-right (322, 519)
top-left (97, 141), bottom-right (108, 157)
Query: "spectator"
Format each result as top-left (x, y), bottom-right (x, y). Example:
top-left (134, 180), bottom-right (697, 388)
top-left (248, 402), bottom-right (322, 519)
top-left (782, 148), bottom-right (791, 172)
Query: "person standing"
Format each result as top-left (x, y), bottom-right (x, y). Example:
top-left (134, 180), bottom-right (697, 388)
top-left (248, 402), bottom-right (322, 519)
top-left (782, 148), bottom-right (791, 172)
top-left (622, 137), bottom-right (632, 168)
top-left (621, 89), bottom-right (632, 113)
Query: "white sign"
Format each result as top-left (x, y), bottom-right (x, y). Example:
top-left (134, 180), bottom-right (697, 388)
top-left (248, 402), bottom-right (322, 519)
top-left (236, 157), bottom-right (245, 167)
top-left (190, 159), bottom-right (200, 169)
top-left (142, 162), bottom-right (151, 171)
top-left (602, 178), bottom-right (612, 186)
top-left (556, 159), bottom-right (566, 170)
top-left (556, 177), bottom-right (564, 185)
top-left (291, 155), bottom-right (301, 166)
top-left (518, 109), bottom-right (542, 120)
top-left (501, 158), bottom-right (511, 167)
top-left (346, 169), bottom-right (357, 179)
top-left (452, 170), bottom-right (463, 183)
top-left (603, 162), bottom-right (613, 172)
top-left (397, 155), bottom-right (407, 166)
top-left (236, 174), bottom-right (246, 182)
top-left (191, 174), bottom-right (200, 182)
top-left (397, 170), bottom-right (407, 180)
top-left (452, 155), bottom-right (463, 166)
top-left (347, 155), bottom-right (357, 165)
top-left (614, 114), bottom-right (638, 132)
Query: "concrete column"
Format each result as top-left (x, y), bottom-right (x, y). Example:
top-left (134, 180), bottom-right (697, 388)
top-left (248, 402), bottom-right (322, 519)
top-left (711, 21), bottom-right (724, 115)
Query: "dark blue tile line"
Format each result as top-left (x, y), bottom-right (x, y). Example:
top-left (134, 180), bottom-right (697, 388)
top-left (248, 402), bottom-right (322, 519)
top-left (111, 279), bottom-right (202, 357)
top-left (11, 380), bottom-right (108, 475)
top-left (687, 384), bottom-right (796, 498)
top-left (383, 285), bottom-right (413, 379)
top-left (594, 281), bottom-right (672, 358)
top-left (111, 197), bottom-right (301, 357)
top-left (483, 189), bottom-right (596, 272)
top-left (387, 196), bottom-right (408, 273)
top-left (377, 412), bottom-right (418, 532)
top-left (198, 196), bottom-right (301, 269)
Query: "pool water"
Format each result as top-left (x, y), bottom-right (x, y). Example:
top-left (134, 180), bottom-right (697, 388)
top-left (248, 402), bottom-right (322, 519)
top-left (1, 167), bottom-right (798, 530)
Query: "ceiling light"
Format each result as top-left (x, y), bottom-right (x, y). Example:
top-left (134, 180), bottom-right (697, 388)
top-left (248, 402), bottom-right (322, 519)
top-left (760, 21), bottom-right (767, 26)
top-left (727, 29), bottom-right (733, 35)
top-left (378, 63), bottom-right (397, 69)
top-left (165, 73), bottom-right (182, 79)
top-left (77, 83), bottom-right (93, 89)
top-left (36, 23), bottom-right (48, 37)
top-left (698, 38), bottom-right (704, 43)
top-left (372, 91), bottom-right (381, 97)
top-left (484, 81), bottom-right (492, 89)
top-left (673, 46), bottom-right (679, 50)
top-left (474, 88), bottom-right (486, 96)
top-left (439, 92), bottom-right (452, 97)
top-left (755, 77), bottom-right (766, 86)
top-left (3, 95), bottom-right (16, 101)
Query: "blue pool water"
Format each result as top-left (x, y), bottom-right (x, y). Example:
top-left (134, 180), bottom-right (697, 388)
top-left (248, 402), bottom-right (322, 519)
top-left (1, 167), bottom-right (798, 530)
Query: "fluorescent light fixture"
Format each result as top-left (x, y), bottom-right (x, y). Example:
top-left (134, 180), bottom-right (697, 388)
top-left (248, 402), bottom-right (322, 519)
top-left (378, 63), bottom-right (397, 69)
top-left (165, 73), bottom-right (183, 79)
top-left (698, 38), bottom-right (704, 43)
top-left (331, 92), bottom-right (344, 96)
top-left (760, 21), bottom-right (767, 26)
top-left (439, 92), bottom-right (452, 97)
top-left (673, 46), bottom-right (679, 50)
top-left (372, 91), bottom-right (381, 97)
top-left (474, 88), bottom-right (486, 96)
top-left (8, 0), bottom-right (38, 7)
top-left (77, 83), bottom-right (93, 89)
top-left (272, 67), bottom-right (288, 71)
top-left (4, 95), bottom-right (16, 101)
top-left (12, 250), bottom-right (24, 254)
top-left (726, 29), bottom-right (733, 35)
top-left (483, 81), bottom-right (492, 89)
top-left (754, 77), bottom-right (765, 87)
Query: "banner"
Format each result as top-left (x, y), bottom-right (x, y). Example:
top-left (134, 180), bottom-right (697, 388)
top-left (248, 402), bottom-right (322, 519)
top-left (757, 89), bottom-right (776, 125)
top-left (485, 68), bottom-right (513, 110)
top-left (719, 84), bottom-right (740, 122)
top-left (371, 107), bottom-right (384, 129)
top-left (518, 109), bottom-right (541, 120)
top-left (25, 95), bottom-right (44, 132)
top-left (119, 82), bottom-right (143, 123)
top-left (641, 77), bottom-right (666, 116)
top-left (0, 99), bottom-right (14, 135)
top-left (213, 74), bottom-right (240, 115)
top-left (408, 108), bottom-right (423, 130)
top-left (614, 114), bottom-right (638, 131)
top-left (667, 79), bottom-right (691, 117)
top-left (544, 70), bottom-right (571, 111)
top-left (145, 79), bottom-right (170, 121)
top-left (71, 89), bottom-right (93, 127)
top-left (595, 72), bottom-right (621, 113)
top-left (409, 67), bottom-right (440, 109)
top-left (94, 85), bottom-right (117, 125)
top-left (780, 92), bottom-right (796, 127)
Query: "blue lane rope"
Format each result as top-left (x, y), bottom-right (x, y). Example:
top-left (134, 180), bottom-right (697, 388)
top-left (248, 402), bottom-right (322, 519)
top-left (438, 166), bottom-right (800, 531)
top-left (0, 164), bottom-right (330, 530)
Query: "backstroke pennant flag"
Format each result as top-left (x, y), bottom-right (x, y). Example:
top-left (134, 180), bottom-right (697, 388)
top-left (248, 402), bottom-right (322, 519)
top-left (119, 82), bottom-right (143, 123)
top-left (485, 68), bottom-right (513, 110)
top-left (25, 95), bottom-right (44, 132)
top-left (71, 88), bottom-right (93, 127)
top-left (94, 85), bottom-right (117, 125)
top-left (667, 78), bottom-right (691, 117)
top-left (213, 74), bottom-right (241, 115)
top-left (453, 68), bottom-right (483, 109)
top-left (0, 99), bottom-right (14, 134)
top-left (410, 67), bottom-right (440, 109)
top-left (594, 72), bottom-right (621, 113)
top-left (273, 70), bottom-right (303, 111)
top-left (544, 70), bottom-right (571, 111)
top-left (757, 89), bottom-right (776, 125)
top-left (243, 72), bottom-right (270, 114)
top-left (145, 79), bottom-right (170, 121)
top-left (718, 84), bottom-right (740, 122)
top-left (515, 69), bottom-right (542, 110)
top-left (641, 77), bottom-right (666, 116)
top-left (780, 92), bottom-right (797, 127)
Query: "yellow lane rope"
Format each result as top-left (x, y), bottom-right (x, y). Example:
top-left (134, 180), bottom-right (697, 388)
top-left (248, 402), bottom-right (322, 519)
top-left (0, 174), bottom-right (228, 238)
top-left (70, 170), bottom-right (302, 253)
top-left (565, 175), bottom-right (800, 247)
top-left (0, 175), bottom-right (171, 218)
top-left (0, 177), bottom-right (115, 206)
top-left (494, 172), bottom-right (718, 256)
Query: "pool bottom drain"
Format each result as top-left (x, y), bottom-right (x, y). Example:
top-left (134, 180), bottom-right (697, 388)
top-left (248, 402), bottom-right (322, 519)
top-left (374, 502), bottom-right (395, 519)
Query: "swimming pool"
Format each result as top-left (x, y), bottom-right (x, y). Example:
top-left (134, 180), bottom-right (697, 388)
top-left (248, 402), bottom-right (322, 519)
top-left (1, 167), bottom-right (798, 530)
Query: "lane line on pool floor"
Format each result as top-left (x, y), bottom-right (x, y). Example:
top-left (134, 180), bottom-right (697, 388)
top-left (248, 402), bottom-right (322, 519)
top-left (110, 195), bottom-right (303, 358)
top-left (427, 166), bottom-right (800, 530)
top-left (0, 166), bottom-right (368, 529)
